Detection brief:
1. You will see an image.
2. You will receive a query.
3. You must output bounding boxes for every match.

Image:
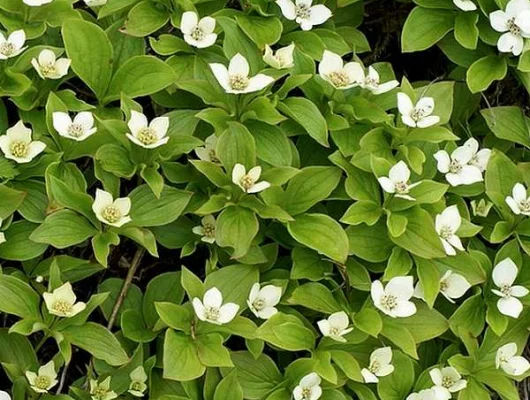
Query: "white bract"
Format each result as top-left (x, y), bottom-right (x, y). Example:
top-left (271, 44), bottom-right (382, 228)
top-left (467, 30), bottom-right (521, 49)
top-left (31, 49), bottom-right (70, 79)
top-left (0, 120), bottom-right (46, 164)
top-left (496, 343), bottom-right (530, 376)
top-left (92, 189), bottom-right (132, 228)
top-left (247, 283), bottom-right (282, 319)
top-left (435, 205), bottom-right (464, 256)
top-left (90, 377), bottom-right (118, 400)
top-left (195, 134), bottom-right (220, 163)
top-left (84, 0), bottom-right (107, 5)
top-left (377, 161), bottom-right (420, 201)
top-left (430, 367), bottom-right (467, 399)
top-left (317, 311), bottom-right (353, 342)
top-left (318, 50), bottom-right (362, 90)
top-left (210, 53), bottom-right (274, 94)
top-left (263, 44), bottom-right (295, 69)
top-left (361, 347), bottom-right (395, 383)
top-left (356, 66), bottom-right (399, 94)
top-left (434, 144), bottom-right (485, 187)
top-left (127, 110), bottom-right (169, 149)
top-left (397, 93), bottom-right (440, 128)
top-left (26, 361), bottom-right (58, 393)
top-left (293, 373), bottom-right (322, 400)
top-left (43, 282), bottom-right (86, 318)
top-left (490, 0), bottom-right (530, 56)
top-left (180, 11), bottom-right (217, 48)
top-left (464, 138), bottom-right (491, 172)
top-left (0, 391), bottom-right (10, 400)
top-left (471, 198), bottom-right (493, 217)
top-left (491, 258), bottom-right (529, 318)
top-left (371, 276), bottom-right (417, 318)
top-left (276, 0), bottom-right (331, 31)
top-left (52, 111), bottom-right (97, 141)
top-left (232, 163), bottom-right (271, 193)
top-left (0, 30), bottom-right (26, 60)
top-left (128, 366), bottom-right (148, 397)
top-left (414, 270), bottom-right (471, 303)
top-left (23, 0), bottom-right (53, 5)
top-left (192, 287), bottom-right (239, 325)
top-left (192, 215), bottom-right (217, 244)
top-left (506, 183), bottom-right (530, 216)
top-left (453, 0), bottom-right (477, 10)
top-left (406, 389), bottom-right (446, 400)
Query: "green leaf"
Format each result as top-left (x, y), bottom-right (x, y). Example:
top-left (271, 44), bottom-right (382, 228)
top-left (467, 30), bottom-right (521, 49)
top-left (0, 275), bottom-right (40, 319)
top-left (236, 15), bottom-right (283, 49)
top-left (377, 351), bottom-right (415, 400)
top-left (124, 0), bottom-right (170, 37)
top-left (216, 122), bottom-right (256, 172)
top-left (278, 97), bottom-right (329, 147)
top-left (246, 121), bottom-right (293, 167)
top-left (330, 351), bottom-right (363, 382)
top-left (467, 56), bottom-right (507, 93)
top-left (0, 185), bottom-right (25, 219)
top-left (204, 264), bottom-right (259, 308)
top-left (354, 308), bottom-right (383, 337)
top-left (346, 220), bottom-right (394, 263)
top-left (341, 200), bottom-right (382, 226)
top-left (256, 313), bottom-right (315, 351)
top-left (215, 206), bottom-right (259, 259)
top-left (214, 370), bottom-right (244, 400)
top-left (231, 352), bottom-right (283, 399)
top-left (455, 12), bottom-right (479, 50)
top-left (143, 272), bottom-right (184, 328)
top-left (0, 221), bottom-right (48, 261)
top-left (401, 7), bottom-right (455, 52)
top-left (288, 283), bottom-right (342, 313)
top-left (291, 247), bottom-right (333, 281)
top-left (163, 329), bottom-right (205, 381)
top-left (481, 107), bottom-right (530, 148)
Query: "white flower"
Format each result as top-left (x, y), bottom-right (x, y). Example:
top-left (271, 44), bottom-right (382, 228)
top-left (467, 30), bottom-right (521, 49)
top-left (496, 343), bottom-right (530, 376)
top-left (357, 66), bottom-right (399, 94)
top-left (463, 138), bottom-right (491, 172)
top-left (317, 311), bottom-right (353, 342)
top-left (126, 110), bottom-right (169, 149)
top-left (414, 270), bottom-right (471, 303)
top-left (406, 388), bottom-right (446, 400)
top-left (23, 0), bottom-right (53, 5)
top-left (180, 11), bottom-right (217, 48)
top-left (361, 347), bottom-right (395, 383)
top-left (453, 0), bottom-right (477, 11)
top-left (471, 198), bottom-right (493, 217)
top-left (434, 145), bottom-right (484, 187)
top-left (247, 283), bottom-right (282, 319)
top-left (377, 161), bottom-right (420, 201)
top-left (0, 121), bottom-right (46, 164)
top-left (210, 53), bottom-right (274, 94)
top-left (192, 215), bottom-right (217, 244)
top-left (0, 30), bottom-right (26, 60)
top-left (232, 163), bottom-right (271, 193)
top-left (43, 282), bottom-right (86, 318)
top-left (128, 366), bottom-right (148, 397)
top-left (371, 276), bottom-right (417, 318)
top-left (84, 0), bottom-right (107, 6)
top-left (397, 93), bottom-right (440, 128)
top-left (491, 258), bottom-right (529, 318)
top-left (490, 0), bottom-right (530, 56)
top-left (276, 0), bottom-right (331, 31)
top-left (52, 111), bottom-right (97, 141)
top-left (90, 377), bottom-right (118, 400)
top-left (0, 391), bottom-right (11, 400)
top-left (92, 189), bottom-right (132, 228)
top-left (26, 361), bottom-right (58, 393)
top-left (293, 373), bottom-right (322, 400)
top-left (430, 367), bottom-right (467, 399)
top-left (435, 205), bottom-right (464, 256)
top-left (318, 50), bottom-right (363, 90)
top-left (192, 287), bottom-right (239, 325)
top-left (31, 49), bottom-right (70, 79)
top-left (506, 183), bottom-right (530, 215)
top-left (195, 134), bottom-right (220, 163)
top-left (263, 44), bottom-right (295, 69)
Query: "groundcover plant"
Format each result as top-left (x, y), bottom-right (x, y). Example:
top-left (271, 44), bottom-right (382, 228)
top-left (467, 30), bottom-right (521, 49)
top-left (0, 0), bottom-right (530, 398)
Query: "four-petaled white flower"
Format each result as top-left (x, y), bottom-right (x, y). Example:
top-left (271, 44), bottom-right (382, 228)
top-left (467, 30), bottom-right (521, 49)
top-left (356, 66), bottom-right (399, 95)
top-left (318, 50), bottom-right (362, 90)
top-left (232, 163), bottom-right (271, 193)
top-left (377, 161), bottom-right (420, 201)
top-left (361, 347), bottom-right (395, 383)
top-left (406, 388), bottom-right (446, 400)
top-left (491, 257), bottom-right (529, 318)
top-left (276, 0), bottom-right (331, 30)
top-left (128, 366), bottom-right (148, 397)
top-left (0, 120), bottom-right (46, 164)
top-left (192, 215), bottom-right (217, 244)
top-left (490, 0), bottom-right (530, 56)
top-left (293, 372), bottom-right (322, 400)
top-left (463, 138), bottom-right (491, 172)
top-left (506, 183), bottom-right (530, 216)
top-left (263, 43), bottom-right (295, 69)
top-left (317, 311), bottom-right (353, 342)
top-left (496, 343), bottom-right (530, 376)
top-left (371, 276), bottom-right (417, 318)
top-left (434, 144), bottom-right (484, 187)
top-left (210, 53), bottom-right (274, 94)
top-left (90, 377), bottom-right (118, 400)
top-left (31, 49), bottom-right (70, 79)
top-left (247, 283), bottom-right (282, 319)
top-left (52, 111), bottom-right (97, 142)
top-left (435, 205), bottom-right (464, 256)
top-left (430, 367), bottom-right (467, 399)
top-left (127, 110), bottom-right (169, 149)
top-left (26, 361), bottom-right (58, 393)
top-left (43, 282), bottom-right (86, 318)
top-left (453, 0), bottom-right (477, 11)
top-left (92, 189), bottom-right (132, 228)
top-left (180, 11), bottom-right (217, 48)
top-left (23, 0), bottom-right (53, 5)
top-left (84, 0), bottom-right (108, 6)
top-left (0, 30), bottom-right (26, 60)
top-left (471, 198), bottom-right (493, 217)
top-left (414, 270), bottom-right (471, 303)
top-left (192, 287), bottom-right (239, 325)
top-left (195, 134), bottom-right (220, 163)
top-left (397, 93), bottom-right (440, 128)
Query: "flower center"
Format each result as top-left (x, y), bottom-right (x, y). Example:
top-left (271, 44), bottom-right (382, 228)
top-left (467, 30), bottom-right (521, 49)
top-left (500, 284), bottom-right (512, 297)
top-left (52, 299), bottom-right (72, 314)
top-left (203, 223), bottom-right (215, 238)
top-left (137, 127), bottom-right (158, 145)
top-left (67, 123), bottom-right (84, 138)
top-left (208, 149), bottom-right (220, 163)
top-left (394, 181), bottom-right (409, 194)
top-left (229, 74), bottom-right (249, 91)
top-left (329, 327), bottom-right (341, 336)
top-left (10, 140), bottom-right (28, 157)
top-left (240, 174), bottom-right (255, 191)
top-left (102, 205), bottom-right (121, 224)
top-left (507, 18), bottom-right (521, 36)
top-left (440, 280), bottom-right (449, 292)
top-left (191, 26), bottom-right (205, 41)
top-left (252, 298), bottom-right (265, 311)
top-left (40, 63), bottom-right (57, 77)
top-left (35, 375), bottom-right (51, 390)
top-left (301, 388), bottom-right (313, 399)
top-left (369, 360), bottom-right (380, 374)
top-left (449, 160), bottom-right (462, 174)
top-left (410, 107), bottom-right (427, 122)
top-left (204, 306), bottom-right (220, 321)
top-left (364, 76), bottom-right (378, 88)
top-left (441, 376), bottom-right (454, 389)
top-left (439, 226), bottom-right (453, 240)
top-left (0, 42), bottom-right (15, 57)
top-left (295, 3), bottom-right (311, 19)
top-left (381, 294), bottom-right (398, 310)
top-left (519, 199), bottom-right (530, 212)
top-left (131, 381), bottom-right (144, 391)
top-left (92, 387), bottom-right (109, 397)
top-left (328, 71), bottom-right (350, 88)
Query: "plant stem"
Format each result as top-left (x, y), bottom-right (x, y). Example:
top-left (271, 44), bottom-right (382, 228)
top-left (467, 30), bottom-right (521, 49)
top-left (56, 362), bottom-right (69, 394)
